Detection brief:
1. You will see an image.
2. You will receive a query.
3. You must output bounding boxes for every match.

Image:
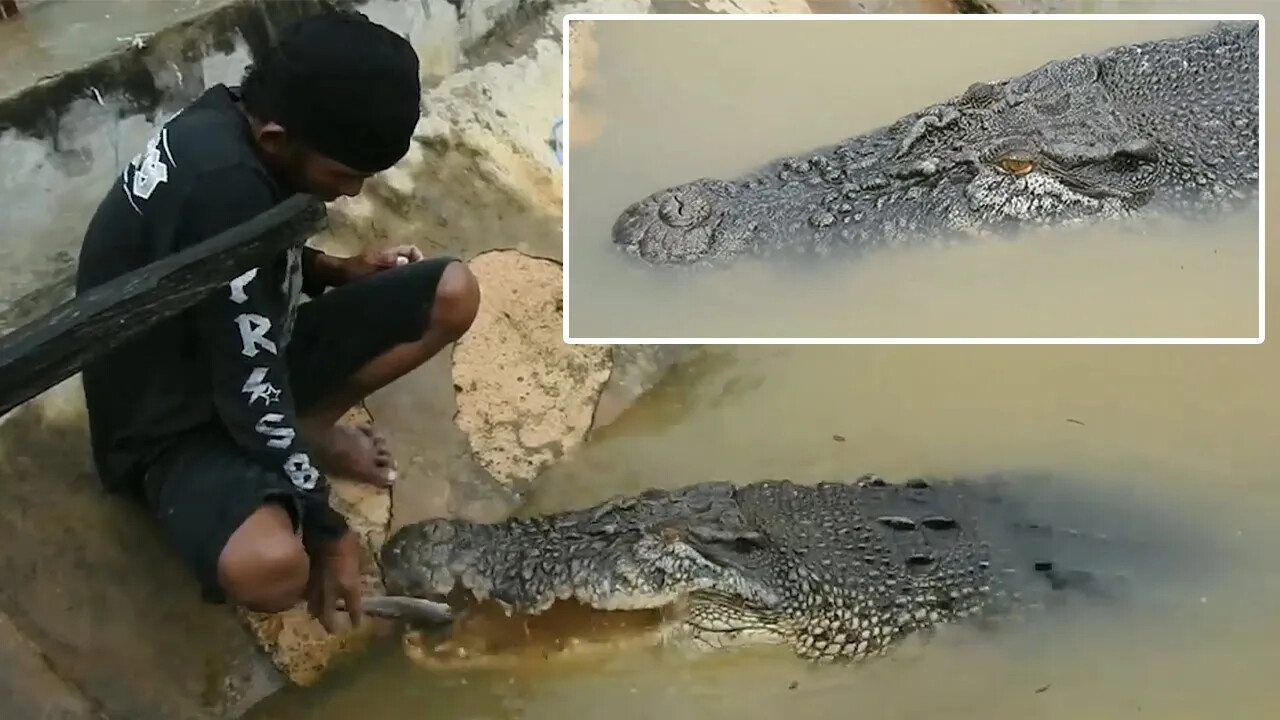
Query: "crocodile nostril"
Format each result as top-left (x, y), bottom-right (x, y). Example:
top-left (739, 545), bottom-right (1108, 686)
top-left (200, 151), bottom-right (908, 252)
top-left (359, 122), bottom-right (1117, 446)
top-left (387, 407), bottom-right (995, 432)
top-left (878, 516), bottom-right (918, 531)
top-left (657, 190), bottom-right (714, 229)
top-left (921, 516), bottom-right (958, 531)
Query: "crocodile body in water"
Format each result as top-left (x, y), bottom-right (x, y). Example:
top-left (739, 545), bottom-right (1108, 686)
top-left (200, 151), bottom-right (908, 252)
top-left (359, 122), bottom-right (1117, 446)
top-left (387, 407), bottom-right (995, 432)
top-left (610, 22), bottom-right (1260, 267)
top-left (378, 473), bottom-right (1208, 663)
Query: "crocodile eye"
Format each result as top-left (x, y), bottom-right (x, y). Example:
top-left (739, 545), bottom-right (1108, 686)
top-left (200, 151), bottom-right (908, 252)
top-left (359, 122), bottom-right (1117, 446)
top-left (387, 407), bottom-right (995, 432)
top-left (998, 157), bottom-right (1036, 176)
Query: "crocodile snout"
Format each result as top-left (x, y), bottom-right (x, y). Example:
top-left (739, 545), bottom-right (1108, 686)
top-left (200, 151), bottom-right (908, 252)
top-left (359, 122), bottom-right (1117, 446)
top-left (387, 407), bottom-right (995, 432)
top-left (611, 179), bottom-right (742, 265)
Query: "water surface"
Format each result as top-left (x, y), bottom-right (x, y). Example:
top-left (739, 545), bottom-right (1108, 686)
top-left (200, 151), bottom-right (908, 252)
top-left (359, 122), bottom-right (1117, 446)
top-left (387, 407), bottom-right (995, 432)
top-left (249, 336), bottom-right (1280, 720)
top-left (565, 18), bottom-right (1261, 339)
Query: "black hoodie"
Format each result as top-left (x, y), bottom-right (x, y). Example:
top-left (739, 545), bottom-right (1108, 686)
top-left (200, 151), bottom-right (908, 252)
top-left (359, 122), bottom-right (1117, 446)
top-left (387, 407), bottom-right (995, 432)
top-left (75, 84), bottom-right (347, 541)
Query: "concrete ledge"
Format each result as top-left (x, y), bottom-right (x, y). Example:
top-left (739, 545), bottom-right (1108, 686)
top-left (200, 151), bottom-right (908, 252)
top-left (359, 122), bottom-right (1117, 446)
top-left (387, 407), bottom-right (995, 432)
top-left (0, 378), bottom-right (285, 720)
top-left (0, 610), bottom-right (100, 720)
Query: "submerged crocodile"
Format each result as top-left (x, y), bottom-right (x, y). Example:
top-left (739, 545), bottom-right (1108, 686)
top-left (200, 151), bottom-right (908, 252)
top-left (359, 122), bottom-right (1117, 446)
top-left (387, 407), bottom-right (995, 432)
top-left (611, 22), bottom-right (1260, 266)
top-left (376, 473), bottom-right (1204, 663)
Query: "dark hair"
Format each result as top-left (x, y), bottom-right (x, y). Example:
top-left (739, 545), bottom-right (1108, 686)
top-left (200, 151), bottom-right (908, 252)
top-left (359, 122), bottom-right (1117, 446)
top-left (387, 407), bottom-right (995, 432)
top-left (238, 10), bottom-right (422, 173)
top-left (238, 48), bottom-right (286, 123)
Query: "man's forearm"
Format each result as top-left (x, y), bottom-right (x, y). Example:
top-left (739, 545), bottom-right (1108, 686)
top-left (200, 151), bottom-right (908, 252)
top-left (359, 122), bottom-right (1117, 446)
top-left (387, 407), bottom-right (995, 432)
top-left (300, 247), bottom-right (350, 294)
top-left (196, 263), bottom-right (350, 542)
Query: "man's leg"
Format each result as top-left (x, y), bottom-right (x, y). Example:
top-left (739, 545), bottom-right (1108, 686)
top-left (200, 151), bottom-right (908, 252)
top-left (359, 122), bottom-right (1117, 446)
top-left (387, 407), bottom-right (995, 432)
top-left (287, 256), bottom-right (481, 487)
top-left (145, 429), bottom-right (311, 611)
top-left (217, 503), bottom-right (309, 611)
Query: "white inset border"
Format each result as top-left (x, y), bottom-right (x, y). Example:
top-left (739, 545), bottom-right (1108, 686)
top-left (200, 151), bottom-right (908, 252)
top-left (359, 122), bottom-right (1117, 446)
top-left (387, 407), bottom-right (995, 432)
top-left (560, 12), bottom-right (1266, 346)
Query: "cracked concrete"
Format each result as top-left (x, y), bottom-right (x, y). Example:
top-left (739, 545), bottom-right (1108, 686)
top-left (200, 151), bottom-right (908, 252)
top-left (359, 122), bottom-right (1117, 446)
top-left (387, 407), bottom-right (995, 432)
top-left (453, 250), bottom-right (613, 490)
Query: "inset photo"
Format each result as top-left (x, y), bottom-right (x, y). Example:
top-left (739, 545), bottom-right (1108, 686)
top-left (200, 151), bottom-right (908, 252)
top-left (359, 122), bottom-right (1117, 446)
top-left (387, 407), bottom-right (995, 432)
top-left (562, 14), bottom-right (1263, 343)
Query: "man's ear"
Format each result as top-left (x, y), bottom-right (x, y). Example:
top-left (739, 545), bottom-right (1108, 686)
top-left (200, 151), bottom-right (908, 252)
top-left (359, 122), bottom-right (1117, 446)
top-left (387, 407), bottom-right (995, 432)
top-left (253, 121), bottom-right (291, 156)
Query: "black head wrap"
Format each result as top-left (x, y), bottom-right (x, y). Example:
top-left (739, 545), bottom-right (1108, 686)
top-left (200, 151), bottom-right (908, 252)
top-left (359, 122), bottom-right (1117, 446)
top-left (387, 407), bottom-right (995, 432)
top-left (244, 11), bottom-right (421, 173)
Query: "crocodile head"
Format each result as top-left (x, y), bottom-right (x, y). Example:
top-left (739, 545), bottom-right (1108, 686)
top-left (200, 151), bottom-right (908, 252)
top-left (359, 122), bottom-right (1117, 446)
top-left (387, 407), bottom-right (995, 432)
top-left (612, 23), bottom-right (1258, 266)
top-left (378, 477), bottom-right (1131, 662)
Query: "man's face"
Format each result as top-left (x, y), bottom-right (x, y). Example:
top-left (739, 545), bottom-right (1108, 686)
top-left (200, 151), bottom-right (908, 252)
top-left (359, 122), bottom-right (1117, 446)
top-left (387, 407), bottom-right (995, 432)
top-left (252, 121), bottom-right (373, 201)
top-left (292, 149), bottom-right (371, 202)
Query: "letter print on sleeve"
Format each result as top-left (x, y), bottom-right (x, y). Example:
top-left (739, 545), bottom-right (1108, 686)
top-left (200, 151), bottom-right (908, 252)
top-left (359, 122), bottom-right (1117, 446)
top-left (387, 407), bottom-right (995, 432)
top-left (120, 127), bottom-right (180, 216)
top-left (284, 453), bottom-right (320, 491)
top-left (234, 314), bottom-right (278, 357)
top-left (229, 267), bottom-right (258, 304)
top-left (254, 413), bottom-right (296, 450)
top-left (224, 267), bottom-right (323, 493)
top-left (241, 367), bottom-right (282, 405)
top-left (127, 129), bottom-right (174, 201)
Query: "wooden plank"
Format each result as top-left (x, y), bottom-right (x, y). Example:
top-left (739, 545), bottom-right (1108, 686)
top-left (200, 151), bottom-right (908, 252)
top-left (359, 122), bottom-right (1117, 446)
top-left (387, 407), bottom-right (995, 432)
top-left (0, 192), bottom-right (328, 418)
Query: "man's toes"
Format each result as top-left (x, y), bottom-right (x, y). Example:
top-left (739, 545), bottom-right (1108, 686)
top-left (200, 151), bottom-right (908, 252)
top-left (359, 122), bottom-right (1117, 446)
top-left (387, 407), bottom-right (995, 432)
top-left (356, 423), bottom-right (385, 443)
top-left (360, 425), bottom-right (393, 450)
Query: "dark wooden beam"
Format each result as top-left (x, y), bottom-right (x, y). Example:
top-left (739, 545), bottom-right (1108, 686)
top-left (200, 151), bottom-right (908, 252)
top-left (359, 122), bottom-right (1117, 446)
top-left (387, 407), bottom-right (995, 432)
top-left (0, 192), bottom-right (327, 418)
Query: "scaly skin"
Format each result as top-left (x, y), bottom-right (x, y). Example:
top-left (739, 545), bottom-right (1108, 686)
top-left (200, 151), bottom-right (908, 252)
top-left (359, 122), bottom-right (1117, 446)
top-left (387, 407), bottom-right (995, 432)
top-left (378, 474), bottom-right (1192, 663)
top-left (611, 22), bottom-right (1259, 266)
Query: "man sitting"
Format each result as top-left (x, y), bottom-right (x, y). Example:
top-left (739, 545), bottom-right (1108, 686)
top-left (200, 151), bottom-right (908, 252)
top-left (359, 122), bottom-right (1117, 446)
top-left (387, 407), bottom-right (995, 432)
top-left (75, 11), bottom-right (480, 632)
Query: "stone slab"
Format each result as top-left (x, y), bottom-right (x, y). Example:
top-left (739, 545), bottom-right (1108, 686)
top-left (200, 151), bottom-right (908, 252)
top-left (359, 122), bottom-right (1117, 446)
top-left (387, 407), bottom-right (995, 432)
top-left (0, 610), bottom-right (101, 720)
top-left (0, 377), bottom-right (287, 720)
top-left (452, 250), bottom-right (613, 492)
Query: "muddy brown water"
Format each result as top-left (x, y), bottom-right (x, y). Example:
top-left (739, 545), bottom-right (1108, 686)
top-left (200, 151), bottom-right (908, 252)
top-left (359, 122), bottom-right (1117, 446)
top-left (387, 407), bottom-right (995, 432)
top-left (246, 9), bottom-right (1278, 720)
top-left (249, 335), bottom-right (1280, 719)
top-left (564, 17), bottom-right (1261, 339)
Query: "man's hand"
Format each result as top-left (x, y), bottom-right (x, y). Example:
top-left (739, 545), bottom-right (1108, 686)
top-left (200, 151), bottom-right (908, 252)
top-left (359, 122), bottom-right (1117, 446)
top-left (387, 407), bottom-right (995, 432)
top-left (340, 244), bottom-right (425, 282)
top-left (307, 245), bottom-right (424, 291)
top-left (306, 529), bottom-right (365, 633)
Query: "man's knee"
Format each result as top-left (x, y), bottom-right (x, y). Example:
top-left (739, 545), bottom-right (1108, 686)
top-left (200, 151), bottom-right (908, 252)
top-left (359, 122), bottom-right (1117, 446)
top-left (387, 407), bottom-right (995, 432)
top-left (217, 502), bottom-right (309, 614)
top-left (429, 260), bottom-right (480, 340)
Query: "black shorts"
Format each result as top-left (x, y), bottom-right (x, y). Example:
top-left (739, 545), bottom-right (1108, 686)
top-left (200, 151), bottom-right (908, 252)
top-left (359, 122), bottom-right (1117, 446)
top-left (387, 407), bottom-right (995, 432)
top-left (143, 256), bottom-right (458, 603)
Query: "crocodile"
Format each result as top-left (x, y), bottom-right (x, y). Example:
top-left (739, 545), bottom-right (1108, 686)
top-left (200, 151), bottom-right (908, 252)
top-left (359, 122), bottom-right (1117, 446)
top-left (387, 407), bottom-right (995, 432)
top-left (376, 473), bottom-right (1204, 663)
top-left (610, 21), bottom-right (1260, 267)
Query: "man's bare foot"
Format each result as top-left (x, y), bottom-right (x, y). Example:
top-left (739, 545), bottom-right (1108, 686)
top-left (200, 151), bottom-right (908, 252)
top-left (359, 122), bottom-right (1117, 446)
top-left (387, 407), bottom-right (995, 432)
top-left (309, 423), bottom-right (398, 487)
